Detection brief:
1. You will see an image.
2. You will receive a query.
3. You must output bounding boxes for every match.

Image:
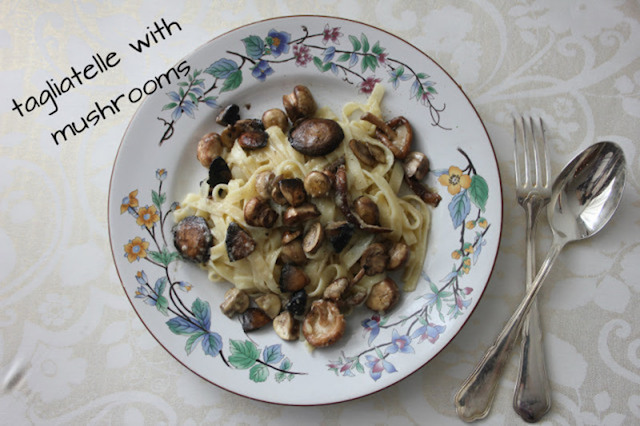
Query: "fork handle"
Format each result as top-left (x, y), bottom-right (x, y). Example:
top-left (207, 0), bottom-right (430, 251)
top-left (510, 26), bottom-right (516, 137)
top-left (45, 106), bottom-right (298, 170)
top-left (514, 201), bottom-right (551, 422)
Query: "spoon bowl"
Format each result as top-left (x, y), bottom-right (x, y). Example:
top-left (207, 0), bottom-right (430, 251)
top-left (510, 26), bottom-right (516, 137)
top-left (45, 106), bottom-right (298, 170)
top-left (549, 141), bottom-right (626, 243)
top-left (455, 141), bottom-right (626, 422)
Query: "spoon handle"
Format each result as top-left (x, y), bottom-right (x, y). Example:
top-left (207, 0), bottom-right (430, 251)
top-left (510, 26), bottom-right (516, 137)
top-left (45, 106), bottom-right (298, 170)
top-left (454, 241), bottom-right (564, 422)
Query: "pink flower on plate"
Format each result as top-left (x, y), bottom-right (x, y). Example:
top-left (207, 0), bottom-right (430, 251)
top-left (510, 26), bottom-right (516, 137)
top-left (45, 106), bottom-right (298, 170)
top-left (322, 24), bottom-right (342, 45)
top-left (293, 44), bottom-right (312, 67)
top-left (358, 77), bottom-right (382, 94)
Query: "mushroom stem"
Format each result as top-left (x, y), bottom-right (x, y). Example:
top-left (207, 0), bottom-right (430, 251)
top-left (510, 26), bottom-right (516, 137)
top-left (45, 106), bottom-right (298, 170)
top-left (361, 112), bottom-right (396, 139)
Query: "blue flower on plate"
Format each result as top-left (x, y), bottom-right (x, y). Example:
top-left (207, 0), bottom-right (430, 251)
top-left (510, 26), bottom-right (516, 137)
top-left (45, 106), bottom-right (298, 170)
top-left (267, 29), bottom-right (291, 57)
top-left (385, 329), bottom-right (414, 355)
top-left (252, 60), bottom-right (275, 81)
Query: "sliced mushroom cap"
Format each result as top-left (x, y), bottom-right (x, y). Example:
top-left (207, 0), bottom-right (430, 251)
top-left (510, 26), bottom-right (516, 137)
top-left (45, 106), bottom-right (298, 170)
top-left (353, 196), bottom-right (380, 226)
top-left (361, 113), bottom-right (412, 160)
top-left (279, 239), bottom-right (307, 265)
top-left (278, 178), bottom-right (306, 206)
top-left (323, 277), bottom-right (349, 301)
top-left (344, 285), bottom-right (367, 307)
top-left (282, 203), bottom-right (321, 228)
top-left (403, 151), bottom-right (430, 181)
top-left (220, 119), bottom-right (265, 148)
top-left (173, 216), bottom-right (213, 263)
top-left (405, 176), bottom-right (442, 207)
top-left (302, 300), bottom-right (346, 348)
top-left (255, 293), bottom-right (282, 319)
top-left (365, 277), bottom-right (400, 313)
top-left (302, 221), bottom-right (324, 254)
top-left (237, 130), bottom-right (268, 150)
top-left (282, 85), bottom-right (317, 122)
top-left (243, 197), bottom-right (278, 228)
top-left (225, 221), bottom-right (256, 262)
top-left (288, 118), bottom-right (345, 156)
top-left (207, 156), bottom-right (232, 192)
top-left (360, 243), bottom-right (389, 276)
top-left (284, 289), bottom-right (308, 316)
top-left (304, 170), bottom-right (332, 198)
top-left (281, 229), bottom-right (302, 244)
top-left (325, 221), bottom-right (355, 253)
top-left (197, 132), bottom-right (224, 168)
top-left (240, 307), bottom-right (272, 332)
top-left (387, 241), bottom-right (410, 270)
top-left (270, 174), bottom-right (288, 205)
top-left (220, 288), bottom-right (250, 318)
top-left (254, 170), bottom-right (275, 200)
top-left (279, 263), bottom-right (310, 293)
top-left (273, 311), bottom-right (299, 341)
top-left (349, 139), bottom-right (386, 167)
top-left (216, 104), bottom-right (240, 126)
top-left (262, 108), bottom-right (289, 133)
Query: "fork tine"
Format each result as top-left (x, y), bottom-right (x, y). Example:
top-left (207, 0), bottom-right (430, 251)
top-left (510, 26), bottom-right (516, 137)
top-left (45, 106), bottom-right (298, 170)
top-left (513, 116), bottom-right (523, 188)
top-left (540, 118), bottom-right (551, 188)
top-left (521, 116), bottom-right (532, 187)
top-left (529, 116), bottom-right (542, 188)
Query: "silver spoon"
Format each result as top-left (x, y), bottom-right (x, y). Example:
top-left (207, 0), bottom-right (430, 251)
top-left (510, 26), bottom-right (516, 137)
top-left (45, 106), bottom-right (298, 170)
top-left (454, 141), bottom-right (626, 422)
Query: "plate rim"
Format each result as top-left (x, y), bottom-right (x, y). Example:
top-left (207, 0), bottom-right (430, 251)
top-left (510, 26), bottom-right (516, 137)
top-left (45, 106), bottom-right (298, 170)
top-left (107, 14), bottom-right (504, 406)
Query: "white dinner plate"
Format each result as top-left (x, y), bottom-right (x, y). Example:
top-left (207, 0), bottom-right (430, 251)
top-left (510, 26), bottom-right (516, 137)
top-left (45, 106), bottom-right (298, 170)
top-left (108, 15), bottom-right (502, 405)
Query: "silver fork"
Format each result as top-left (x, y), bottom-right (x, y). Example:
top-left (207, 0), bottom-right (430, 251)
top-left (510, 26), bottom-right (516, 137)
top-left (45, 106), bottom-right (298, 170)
top-left (512, 116), bottom-right (552, 422)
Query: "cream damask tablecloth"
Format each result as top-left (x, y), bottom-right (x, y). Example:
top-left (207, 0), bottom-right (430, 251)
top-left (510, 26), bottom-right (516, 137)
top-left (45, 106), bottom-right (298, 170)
top-left (2, 1), bottom-right (639, 424)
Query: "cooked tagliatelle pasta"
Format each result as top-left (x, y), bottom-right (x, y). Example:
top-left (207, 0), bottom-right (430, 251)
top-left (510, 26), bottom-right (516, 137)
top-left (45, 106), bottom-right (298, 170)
top-left (173, 84), bottom-right (433, 345)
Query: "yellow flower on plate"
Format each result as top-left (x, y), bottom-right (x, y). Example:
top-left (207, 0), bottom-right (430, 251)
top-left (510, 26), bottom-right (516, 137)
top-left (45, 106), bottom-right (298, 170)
top-left (136, 205), bottom-right (160, 229)
top-left (124, 237), bottom-right (150, 262)
top-left (462, 257), bottom-right (471, 274)
top-left (438, 166), bottom-right (471, 195)
top-left (477, 217), bottom-right (488, 228)
top-left (120, 190), bottom-right (139, 214)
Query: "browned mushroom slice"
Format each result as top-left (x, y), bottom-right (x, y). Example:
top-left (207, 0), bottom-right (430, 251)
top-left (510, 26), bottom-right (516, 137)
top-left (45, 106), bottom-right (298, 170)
top-left (207, 156), bottom-right (232, 193)
top-left (304, 170), bottom-right (332, 198)
top-left (387, 241), bottom-right (410, 270)
top-left (344, 285), bottom-right (367, 307)
top-left (288, 118), bottom-right (345, 156)
top-left (279, 239), bottom-right (307, 265)
top-left (353, 196), bottom-right (380, 226)
top-left (173, 215), bottom-right (213, 263)
top-left (240, 307), bottom-right (272, 332)
top-left (237, 131), bottom-right (268, 150)
top-left (220, 119), bottom-right (265, 149)
top-left (403, 151), bottom-right (430, 180)
top-left (335, 165), bottom-right (392, 234)
top-left (349, 139), bottom-right (386, 167)
top-left (325, 221), bottom-right (355, 253)
top-left (270, 174), bottom-right (288, 205)
top-left (278, 178), bottom-right (306, 206)
top-left (323, 277), bottom-right (350, 301)
top-left (282, 203), bottom-right (321, 228)
top-left (404, 176), bottom-right (442, 207)
top-left (225, 221), bottom-right (256, 262)
top-left (302, 221), bottom-right (324, 254)
top-left (262, 108), bottom-right (289, 133)
top-left (361, 113), bottom-right (412, 160)
top-left (282, 85), bottom-right (317, 122)
top-left (279, 263), bottom-right (310, 293)
top-left (365, 277), bottom-right (400, 313)
top-left (243, 197), bottom-right (278, 228)
top-left (254, 171), bottom-right (275, 200)
top-left (255, 293), bottom-right (281, 319)
top-left (216, 104), bottom-right (240, 126)
top-left (360, 243), bottom-right (389, 276)
top-left (302, 300), bottom-right (346, 347)
top-left (284, 289), bottom-right (307, 316)
top-left (273, 311), bottom-right (299, 341)
top-left (220, 288), bottom-right (250, 318)
top-left (281, 229), bottom-right (302, 244)
top-left (197, 132), bottom-right (223, 168)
